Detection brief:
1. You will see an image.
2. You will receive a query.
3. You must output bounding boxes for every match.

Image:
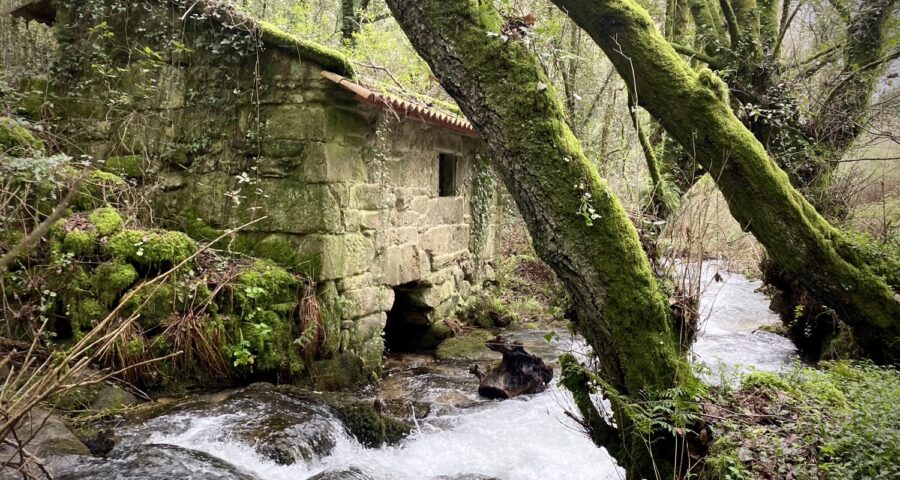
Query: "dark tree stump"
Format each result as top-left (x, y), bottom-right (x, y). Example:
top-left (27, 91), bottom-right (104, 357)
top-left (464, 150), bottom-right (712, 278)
top-left (469, 335), bottom-right (553, 399)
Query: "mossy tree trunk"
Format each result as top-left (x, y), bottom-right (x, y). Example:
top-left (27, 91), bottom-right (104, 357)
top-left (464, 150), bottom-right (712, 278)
top-left (385, 1), bottom-right (697, 477)
top-left (672, 0), bottom-right (897, 215)
top-left (551, 0), bottom-right (900, 363)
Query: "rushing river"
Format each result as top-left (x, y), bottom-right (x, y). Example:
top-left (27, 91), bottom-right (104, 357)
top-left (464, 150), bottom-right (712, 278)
top-left (55, 263), bottom-right (797, 480)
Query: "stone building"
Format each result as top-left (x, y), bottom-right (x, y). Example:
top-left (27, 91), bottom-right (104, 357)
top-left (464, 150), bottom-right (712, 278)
top-left (8, 0), bottom-right (501, 376)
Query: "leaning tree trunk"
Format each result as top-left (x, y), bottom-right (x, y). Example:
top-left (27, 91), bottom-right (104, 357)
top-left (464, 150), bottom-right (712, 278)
top-left (552, 0), bottom-right (900, 363)
top-left (385, 1), bottom-right (697, 477)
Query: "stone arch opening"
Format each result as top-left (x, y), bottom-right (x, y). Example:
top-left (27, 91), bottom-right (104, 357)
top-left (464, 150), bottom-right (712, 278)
top-left (384, 281), bottom-right (440, 352)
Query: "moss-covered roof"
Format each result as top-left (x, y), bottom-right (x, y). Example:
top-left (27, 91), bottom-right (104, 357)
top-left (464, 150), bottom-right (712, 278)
top-left (6, 0), bottom-right (354, 78)
top-left (255, 20), bottom-right (355, 78)
top-left (190, 1), bottom-right (355, 78)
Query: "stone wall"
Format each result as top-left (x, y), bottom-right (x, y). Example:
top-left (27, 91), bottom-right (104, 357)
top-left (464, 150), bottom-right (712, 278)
top-left (37, 0), bottom-right (501, 382)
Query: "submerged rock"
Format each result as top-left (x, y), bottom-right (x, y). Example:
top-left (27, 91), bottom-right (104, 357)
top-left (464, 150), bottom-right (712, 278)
top-left (306, 467), bottom-right (374, 479)
top-left (470, 336), bottom-right (553, 399)
top-left (434, 476), bottom-right (501, 480)
top-left (55, 444), bottom-right (257, 480)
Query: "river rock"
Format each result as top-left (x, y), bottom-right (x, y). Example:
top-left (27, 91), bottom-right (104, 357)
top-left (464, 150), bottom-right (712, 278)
top-left (470, 336), bottom-right (553, 399)
top-left (433, 476), bottom-right (501, 480)
top-left (0, 408), bottom-right (90, 460)
top-left (306, 467), bottom-right (373, 479)
top-left (54, 444), bottom-right (258, 480)
top-left (203, 384), bottom-right (341, 465)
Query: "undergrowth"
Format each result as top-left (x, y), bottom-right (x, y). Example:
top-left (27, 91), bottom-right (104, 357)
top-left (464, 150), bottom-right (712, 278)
top-left (702, 362), bottom-right (900, 479)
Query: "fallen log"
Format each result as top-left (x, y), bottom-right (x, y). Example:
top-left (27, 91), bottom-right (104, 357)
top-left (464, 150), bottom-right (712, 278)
top-left (469, 335), bottom-right (553, 399)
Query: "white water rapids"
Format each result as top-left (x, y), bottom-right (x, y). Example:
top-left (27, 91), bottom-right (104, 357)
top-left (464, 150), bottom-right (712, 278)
top-left (57, 264), bottom-right (797, 480)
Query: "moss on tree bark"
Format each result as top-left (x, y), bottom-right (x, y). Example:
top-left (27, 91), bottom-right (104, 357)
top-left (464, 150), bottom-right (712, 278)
top-left (384, 1), bottom-right (699, 477)
top-left (552, 0), bottom-right (900, 363)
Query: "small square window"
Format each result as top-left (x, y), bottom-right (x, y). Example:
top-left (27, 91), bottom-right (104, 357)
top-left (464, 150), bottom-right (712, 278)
top-left (439, 154), bottom-right (458, 197)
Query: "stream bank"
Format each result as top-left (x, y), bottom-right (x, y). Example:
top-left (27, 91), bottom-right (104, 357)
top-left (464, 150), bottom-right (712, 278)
top-left (35, 263), bottom-right (799, 479)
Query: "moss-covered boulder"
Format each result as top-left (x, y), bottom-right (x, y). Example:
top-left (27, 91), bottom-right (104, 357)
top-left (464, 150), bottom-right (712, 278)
top-left (435, 330), bottom-right (499, 361)
top-left (331, 401), bottom-right (412, 448)
top-left (93, 261), bottom-right (139, 305)
top-left (103, 155), bottom-right (144, 179)
top-left (0, 117), bottom-right (43, 156)
top-left (88, 206), bottom-right (125, 237)
top-left (105, 229), bottom-right (197, 268)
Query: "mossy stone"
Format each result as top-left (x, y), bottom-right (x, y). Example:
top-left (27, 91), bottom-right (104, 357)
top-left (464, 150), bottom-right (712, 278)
top-left (103, 155), bottom-right (144, 179)
top-left (88, 206), bottom-right (125, 237)
top-left (254, 235), bottom-right (300, 268)
top-left (435, 330), bottom-right (497, 361)
top-left (121, 283), bottom-right (177, 329)
top-left (61, 228), bottom-right (98, 257)
top-left (69, 298), bottom-right (106, 338)
top-left (234, 260), bottom-right (300, 307)
top-left (93, 261), bottom-right (138, 305)
top-left (331, 402), bottom-right (412, 447)
top-left (106, 229), bottom-right (197, 267)
top-left (0, 117), bottom-right (43, 156)
top-left (74, 170), bottom-right (128, 211)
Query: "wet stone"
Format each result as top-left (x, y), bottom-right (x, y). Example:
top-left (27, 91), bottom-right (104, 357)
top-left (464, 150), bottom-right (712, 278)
top-left (54, 444), bottom-right (258, 480)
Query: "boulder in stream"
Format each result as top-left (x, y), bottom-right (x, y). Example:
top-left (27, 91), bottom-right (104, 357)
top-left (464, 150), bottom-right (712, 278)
top-left (469, 336), bottom-right (553, 399)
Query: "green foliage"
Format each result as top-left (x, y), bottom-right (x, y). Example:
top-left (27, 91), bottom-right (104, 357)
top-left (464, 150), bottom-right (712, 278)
top-left (457, 293), bottom-right (518, 328)
top-left (704, 362), bottom-right (900, 479)
top-left (704, 438), bottom-right (753, 480)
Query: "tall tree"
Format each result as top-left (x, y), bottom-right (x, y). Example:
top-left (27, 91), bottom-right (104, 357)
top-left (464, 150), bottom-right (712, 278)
top-left (385, 1), bottom-right (699, 477)
top-left (666, 0), bottom-right (898, 216)
top-left (548, 0), bottom-right (899, 362)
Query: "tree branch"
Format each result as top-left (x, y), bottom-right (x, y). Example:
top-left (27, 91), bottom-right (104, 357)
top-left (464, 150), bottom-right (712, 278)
top-left (670, 42), bottom-right (723, 67)
top-left (773, 0), bottom-right (802, 57)
top-left (718, 0), bottom-right (742, 47)
top-left (828, 0), bottom-right (851, 23)
top-left (0, 175), bottom-right (83, 273)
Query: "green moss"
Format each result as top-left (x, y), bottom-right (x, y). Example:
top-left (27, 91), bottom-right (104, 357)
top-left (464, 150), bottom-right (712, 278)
top-left (103, 155), bottom-right (144, 179)
top-left (331, 402), bottom-right (412, 447)
top-left (105, 229), bottom-right (197, 267)
top-left (61, 229), bottom-right (98, 257)
top-left (223, 260), bottom-right (304, 377)
top-left (93, 261), bottom-right (138, 305)
top-left (88, 206), bottom-right (124, 237)
top-left (234, 260), bottom-right (299, 307)
top-left (0, 117), bottom-right (43, 156)
top-left (434, 329), bottom-right (494, 361)
top-left (417, 320), bottom-right (453, 349)
top-left (256, 20), bottom-right (355, 78)
top-left (458, 294), bottom-right (518, 328)
top-left (180, 211), bottom-right (256, 253)
top-left (74, 170), bottom-right (128, 211)
top-left (253, 235), bottom-right (300, 268)
top-left (121, 283), bottom-right (176, 329)
top-left (69, 298), bottom-right (106, 338)
top-left (104, 229), bottom-right (143, 258)
top-left (755, 323), bottom-right (787, 336)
